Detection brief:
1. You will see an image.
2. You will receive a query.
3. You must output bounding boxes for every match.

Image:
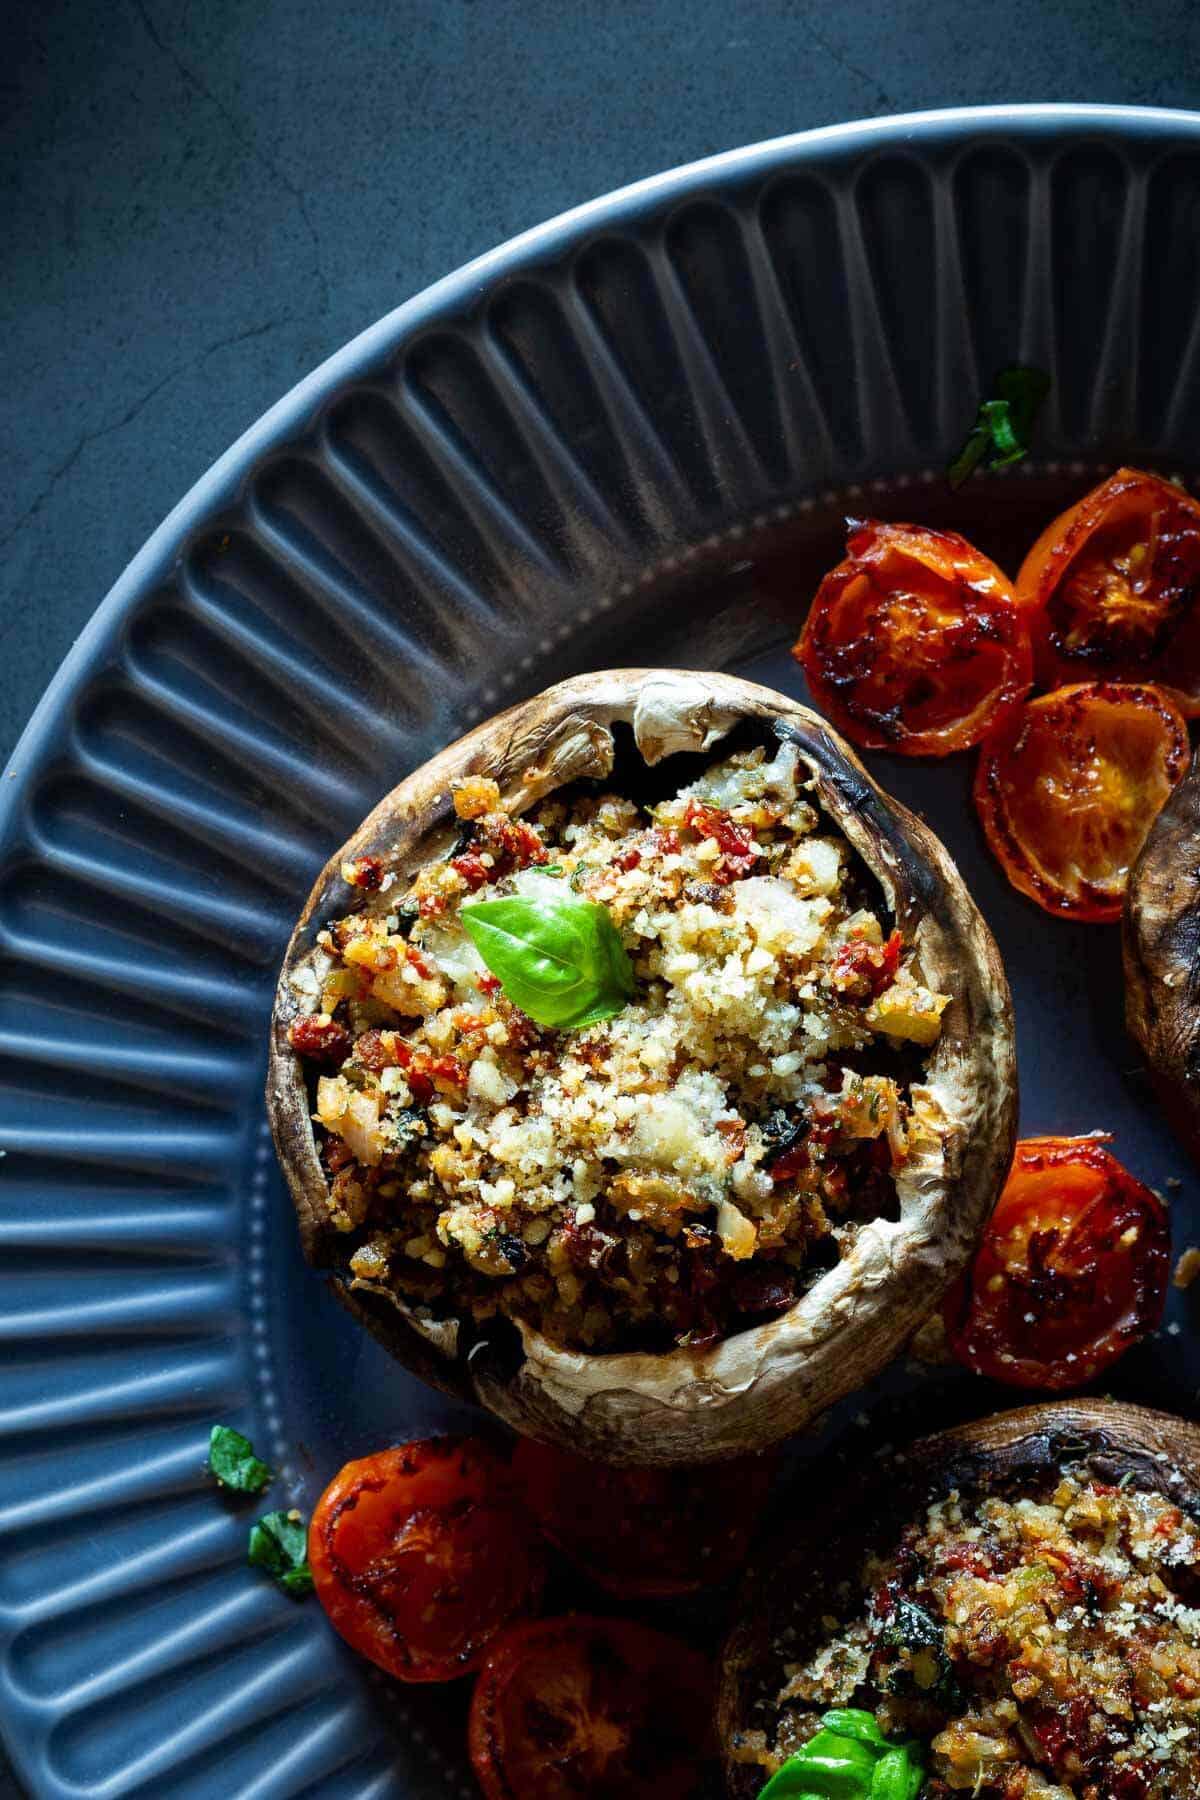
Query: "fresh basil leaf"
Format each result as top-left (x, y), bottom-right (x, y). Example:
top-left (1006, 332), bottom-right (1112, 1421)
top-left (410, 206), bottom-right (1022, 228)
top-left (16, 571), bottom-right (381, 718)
top-left (800, 1746), bottom-right (878, 1790)
top-left (760, 1735), bottom-right (878, 1798)
top-left (800, 1731), bottom-right (877, 1766)
top-left (976, 399), bottom-right (1021, 465)
top-left (208, 1423), bottom-right (272, 1494)
top-left (757, 1773), bottom-right (826, 1800)
top-left (948, 364), bottom-right (1049, 487)
top-left (870, 1749), bottom-right (913, 1800)
top-left (248, 1509), bottom-right (314, 1599)
top-left (759, 1718), bottom-right (926, 1800)
top-left (757, 1775), bottom-right (827, 1800)
top-left (757, 1762), bottom-right (847, 1800)
top-left (460, 895), bottom-right (634, 1030)
top-left (820, 1710), bottom-right (886, 1746)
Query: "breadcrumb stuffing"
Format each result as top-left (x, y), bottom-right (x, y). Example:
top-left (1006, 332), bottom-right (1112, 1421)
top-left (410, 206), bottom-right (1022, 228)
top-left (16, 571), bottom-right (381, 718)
top-left (288, 741), bottom-right (949, 1352)
top-left (760, 1476), bottom-right (1200, 1798)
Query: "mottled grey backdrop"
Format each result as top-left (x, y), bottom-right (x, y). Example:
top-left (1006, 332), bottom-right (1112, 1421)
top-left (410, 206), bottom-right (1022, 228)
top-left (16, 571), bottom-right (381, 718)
top-left (1, 1), bottom-right (1197, 1791)
top-left (4, 0), bottom-right (1200, 768)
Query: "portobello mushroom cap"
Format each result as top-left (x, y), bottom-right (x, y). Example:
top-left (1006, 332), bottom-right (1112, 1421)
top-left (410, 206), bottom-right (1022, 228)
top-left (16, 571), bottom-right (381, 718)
top-left (1125, 750), bottom-right (1200, 1162)
top-left (719, 1398), bottom-right (1200, 1797)
top-left (267, 670), bottom-right (1017, 1465)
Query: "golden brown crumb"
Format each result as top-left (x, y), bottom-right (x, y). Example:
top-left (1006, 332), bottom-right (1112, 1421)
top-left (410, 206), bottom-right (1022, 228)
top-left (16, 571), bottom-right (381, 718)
top-left (452, 775), bottom-right (502, 820)
top-left (1173, 1245), bottom-right (1200, 1289)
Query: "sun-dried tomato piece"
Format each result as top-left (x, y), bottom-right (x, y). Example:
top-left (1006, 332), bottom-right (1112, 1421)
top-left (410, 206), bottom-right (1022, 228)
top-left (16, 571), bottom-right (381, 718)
top-left (729, 1263), bottom-right (796, 1317)
top-left (342, 854), bottom-right (385, 890)
top-left (322, 1136), bottom-right (356, 1173)
top-left (485, 815), bottom-right (548, 869)
top-left (561, 1215), bottom-right (622, 1275)
top-left (451, 850), bottom-right (492, 891)
top-left (683, 801), bottom-right (760, 883)
top-left (832, 928), bottom-right (902, 999)
top-left (288, 1015), bottom-right (352, 1066)
top-left (423, 1052), bottom-right (468, 1092)
top-left (354, 1029), bottom-right (397, 1073)
top-left (404, 942), bottom-right (437, 980)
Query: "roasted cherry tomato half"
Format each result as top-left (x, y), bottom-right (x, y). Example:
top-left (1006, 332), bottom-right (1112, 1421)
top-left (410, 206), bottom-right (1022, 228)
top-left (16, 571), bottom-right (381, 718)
top-left (944, 1136), bottom-right (1170, 1390)
top-left (1016, 466), bottom-right (1200, 711)
top-left (795, 519), bottom-right (1032, 756)
top-left (308, 1436), bottom-right (542, 1683)
top-left (973, 680), bottom-right (1188, 922)
top-left (512, 1439), bottom-right (777, 1597)
top-left (468, 1615), bottom-right (713, 1800)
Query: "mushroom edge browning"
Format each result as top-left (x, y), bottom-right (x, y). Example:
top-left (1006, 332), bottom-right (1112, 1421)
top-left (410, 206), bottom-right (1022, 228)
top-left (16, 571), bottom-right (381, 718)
top-left (1125, 749), bottom-right (1200, 1164)
top-left (719, 1398), bottom-right (1200, 1798)
top-left (267, 669), bottom-right (1016, 1465)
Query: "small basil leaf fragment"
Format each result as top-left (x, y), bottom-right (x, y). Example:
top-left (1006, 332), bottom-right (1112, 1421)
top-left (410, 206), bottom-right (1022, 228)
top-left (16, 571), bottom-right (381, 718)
top-left (948, 365), bottom-right (1050, 488)
top-left (870, 1749), bottom-right (912, 1800)
top-left (460, 895), bottom-right (634, 1030)
top-left (208, 1423), bottom-right (272, 1494)
top-left (248, 1509), bottom-right (314, 1599)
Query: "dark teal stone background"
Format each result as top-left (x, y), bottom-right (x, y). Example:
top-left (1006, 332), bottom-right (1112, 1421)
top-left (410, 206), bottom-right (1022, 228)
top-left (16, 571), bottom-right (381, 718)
top-left (6, 0), bottom-right (1200, 770)
top-left (3, 2), bottom-right (1198, 1791)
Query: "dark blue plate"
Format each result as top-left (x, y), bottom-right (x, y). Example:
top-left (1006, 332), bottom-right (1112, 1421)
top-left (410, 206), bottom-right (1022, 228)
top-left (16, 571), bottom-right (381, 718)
top-left (4, 104), bottom-right (1200, 1798)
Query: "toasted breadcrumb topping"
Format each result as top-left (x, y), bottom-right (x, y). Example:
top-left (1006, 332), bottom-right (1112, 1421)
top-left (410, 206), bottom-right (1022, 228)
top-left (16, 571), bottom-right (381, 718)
top-left (1172, 1248), bottom-right (1200, 1291)
top-left (756, 1476), bottom-right (1200, 1798)
top-left (287, 741), bottom-right (949, 1352)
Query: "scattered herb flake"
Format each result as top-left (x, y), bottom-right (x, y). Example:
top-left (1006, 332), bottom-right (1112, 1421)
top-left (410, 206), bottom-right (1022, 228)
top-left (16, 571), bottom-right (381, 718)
top-left (208, 1423), bottom-right (272, 1495)
top-left (948, 366), bottom-right (1050, 488)
top-left (248, 1509), bottom-right (314, 1599)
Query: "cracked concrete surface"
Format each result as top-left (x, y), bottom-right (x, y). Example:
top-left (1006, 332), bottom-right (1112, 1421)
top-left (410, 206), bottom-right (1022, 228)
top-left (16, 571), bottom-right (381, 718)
top-left (3, 0), bottom-right (1199, 773)
top-left (0, 315), bottom-right (286, 563)
top-left (0, 0), bottom-right (1199, 1794)
top-left (130, 0), bottom-right (330, 317)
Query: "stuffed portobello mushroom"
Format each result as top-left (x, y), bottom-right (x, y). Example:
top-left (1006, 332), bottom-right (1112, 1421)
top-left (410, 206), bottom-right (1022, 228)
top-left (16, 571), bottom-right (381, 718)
top-left (720, 1399), bottom-right (1200, 1800)
top-left (1125, 752), bottom-right (1200, 1164)
top-left (268, 670), bottom-right (1016, 1464)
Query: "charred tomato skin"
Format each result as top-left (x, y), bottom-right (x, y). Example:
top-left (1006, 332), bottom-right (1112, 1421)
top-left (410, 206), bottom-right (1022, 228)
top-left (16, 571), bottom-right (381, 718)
top-left (944, 1136), bottom-right (1171, 1390)
top-left (1016, 466), bottom-right (1200, 708)
top-left (511, 1438), bottom-right (778, 1597)
top-left (796, 519), bottom-right (1032, 756)
top-left (307, 1436), bottom-right (543, 1682)
top-left (973, 680), bottom-right (1189, 923)
top-left (468, 1614), bottom-right (713, 1800)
